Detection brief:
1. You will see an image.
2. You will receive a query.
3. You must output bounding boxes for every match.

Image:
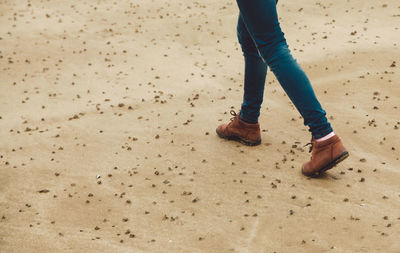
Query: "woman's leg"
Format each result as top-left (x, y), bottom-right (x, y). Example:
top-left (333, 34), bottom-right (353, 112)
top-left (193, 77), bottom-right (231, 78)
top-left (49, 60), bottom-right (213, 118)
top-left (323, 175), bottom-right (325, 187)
top-left (235, 0), bottom-right (333, 139)
top-left (236, 13), bottom-right (268, 124)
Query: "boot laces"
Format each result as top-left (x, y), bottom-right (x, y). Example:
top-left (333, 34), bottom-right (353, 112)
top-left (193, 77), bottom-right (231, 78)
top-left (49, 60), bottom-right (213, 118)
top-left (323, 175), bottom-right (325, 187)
top-left (303, 139), bottom-right (314, 153)
top-left (229, 110), bottom-right (238, 121)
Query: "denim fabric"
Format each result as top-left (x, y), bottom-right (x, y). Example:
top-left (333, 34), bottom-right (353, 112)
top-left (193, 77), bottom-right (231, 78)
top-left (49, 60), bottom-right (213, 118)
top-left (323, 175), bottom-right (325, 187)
top-left (236, 0), bottom-right (333, 139)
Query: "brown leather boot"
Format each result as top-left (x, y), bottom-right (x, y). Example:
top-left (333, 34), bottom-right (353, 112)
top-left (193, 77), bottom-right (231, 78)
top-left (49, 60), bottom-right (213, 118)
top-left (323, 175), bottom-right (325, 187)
top-left (216, 110), bottom-right (261, 146)
top-left (302, 135), bottom-right (349, 177)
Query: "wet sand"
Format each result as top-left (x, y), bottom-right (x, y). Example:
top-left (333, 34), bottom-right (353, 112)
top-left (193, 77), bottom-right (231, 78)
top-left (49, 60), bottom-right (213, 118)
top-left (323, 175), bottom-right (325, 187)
top-left (1, 0), bottom-right (400, 252)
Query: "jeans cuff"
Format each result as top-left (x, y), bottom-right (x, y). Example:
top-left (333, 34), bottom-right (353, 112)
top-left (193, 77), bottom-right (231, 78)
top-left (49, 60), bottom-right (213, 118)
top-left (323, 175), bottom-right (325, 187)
top-left (312, 128), bottom-right (334, 139)
top-left (239, 111), bottom-right (258, 124)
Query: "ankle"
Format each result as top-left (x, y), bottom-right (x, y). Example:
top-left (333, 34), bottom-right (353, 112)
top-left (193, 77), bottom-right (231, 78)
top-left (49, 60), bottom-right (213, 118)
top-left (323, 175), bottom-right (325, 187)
top-left (315, 132), bottom-right (335, 142)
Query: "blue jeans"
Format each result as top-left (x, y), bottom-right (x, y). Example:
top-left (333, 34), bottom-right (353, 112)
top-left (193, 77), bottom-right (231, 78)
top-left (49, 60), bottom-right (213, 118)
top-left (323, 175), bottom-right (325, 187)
top-left (236, 0), bottom-right (333, 139)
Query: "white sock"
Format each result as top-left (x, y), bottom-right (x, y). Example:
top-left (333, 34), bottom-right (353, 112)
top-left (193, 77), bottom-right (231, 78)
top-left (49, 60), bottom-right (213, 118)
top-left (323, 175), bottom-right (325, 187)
top-left (315, 132), bottom-right (335, 142)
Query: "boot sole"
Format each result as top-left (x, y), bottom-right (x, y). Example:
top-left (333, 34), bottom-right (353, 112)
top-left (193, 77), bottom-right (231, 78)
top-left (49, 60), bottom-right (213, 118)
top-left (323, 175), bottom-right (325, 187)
top-left (216, 129), bottom-right (261, 146)
top-left (302, 151), bottom-right (350, 177)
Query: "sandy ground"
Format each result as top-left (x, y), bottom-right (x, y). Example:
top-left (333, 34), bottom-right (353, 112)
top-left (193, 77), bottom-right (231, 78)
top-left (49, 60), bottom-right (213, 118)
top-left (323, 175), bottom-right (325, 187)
top-left (1, 0), bottom-right (400, 252)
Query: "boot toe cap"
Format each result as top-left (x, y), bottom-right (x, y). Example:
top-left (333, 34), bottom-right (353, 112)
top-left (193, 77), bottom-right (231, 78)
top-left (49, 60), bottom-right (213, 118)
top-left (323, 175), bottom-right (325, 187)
top-left (216, 124), bottom-right (228, 136)
top-left (301, 162), bottom-right (316, 177)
